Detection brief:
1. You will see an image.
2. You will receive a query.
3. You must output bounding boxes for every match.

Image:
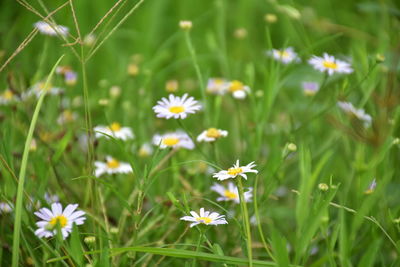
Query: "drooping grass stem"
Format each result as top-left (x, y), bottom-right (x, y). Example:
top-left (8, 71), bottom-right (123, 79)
top-left (12, 55), bottom-right (64, 267)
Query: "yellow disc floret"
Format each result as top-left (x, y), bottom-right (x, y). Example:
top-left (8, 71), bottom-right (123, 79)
top-left (196, 217), bottom-right (212, 224)
top-left (49, 215), bottom-right (68, 228)
top-left (206, 128), bottom-right (221, 139)
top-left (169, 106), bottom-right (185, 114)
top-left (224, 190), bottom-right (238, 199)
top-left (107, 158), bottom-right (120, 169)
top-left (323, 61), bottom-right (338, 69)
top-left (109, 122), bottom-right (121, 132)
top-left (162, 137), bottom-right (179, 146)
top-left (229, 80), bottom-right (244, 92)
top-left (227, 167), bottom-right (243, 176)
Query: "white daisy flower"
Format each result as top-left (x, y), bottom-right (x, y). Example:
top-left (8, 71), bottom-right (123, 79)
top-left (22, 82), bottom-right (63, 99)
top-left (180, 207), bottom-right (228, 227)
top-left (34, 202), bottom-right (85, 239)
top-left (0, 202), bottom-right (13, 214)
top-left (34, 21), bottom-right (69, 37)
top-left (206, 78), bottom-right (229, 95)
top-left (94, 122), bottom-right (134, 141)
top-left (213, 160), bottom-right (258, 181)
top-left (225, 80), bottom-right (250, 99)
top-left (94, 156), bottom-right (133, 177)
top-left (302, 82), bottom-right (320, 96)
top-left (267, 47), bottom-right (300, 64)
top-left (211, 182), bottom-right (253, 203)
top-left (337, 101), bottom-right (372, 126)
top-left (138, 143), bottom-right (154, 157)
top-left (197, 128), bottom-right (228, 142)
top-left (308, 53), bottom-right (353, 76)
top-left (44, 193), bottom-right (60, 204)
top-left (152, 93), bottom-right (202, 119)
top-left (152, 130), bottom-right (194, 150)
top-left (0, 89), bottom-right (19, 105)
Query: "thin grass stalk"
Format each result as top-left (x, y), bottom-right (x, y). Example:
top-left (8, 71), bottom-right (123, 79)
top-left (11, 55), bottom-right (64, 267)
top-left (236, 177), bottom-right (253, 267)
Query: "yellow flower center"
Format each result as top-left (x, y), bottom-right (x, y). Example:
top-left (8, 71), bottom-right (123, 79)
top-left (49, 215), bottom-right (68, 228)
top-left (229, 80), bottom-right (244, 92)
top-left (224, 190), bottom-right (238, 199)
top-left (277, 51), bottom-right (289, 58)
top-left (205, 128), bottom-right (221, 139)
top-left (109, 122), bottom-right (121, 132)
top-left (322, 61), bottom-right (338, 69)
top-left (107, 159), bottom-right (120, 169)
top-left (214, 79), bottom-right (225, 85)
top-left (169, 106), bottom-right (185, 114)
top-left (3, 90), bottom-right (14, 100)
top-left (227, 167), bottom-right (243, 176)
top-left (162, 137), bottom-right (179, 146)
top-left (196, 217), bottom-right (212, 224)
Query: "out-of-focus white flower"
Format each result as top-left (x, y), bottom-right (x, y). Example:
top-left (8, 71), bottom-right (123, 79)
top-left (179, 20), bottom-right (192, 30)
top-left (138, 143), bottom-right (153, 157)
top-left (152, 130), bottom-right (194, 150)
top-left (94, 156), bottom-right (133, 177)
top-left (34, 203), bottom-right (85, 239)
top-left (180, 208), bottom-right (228, 227)
top-left (211, 182), bottom-right (253, 203)
top-left (34, 21), bottom-right (68, 37)
top-left (226, 80), bottom-right (250, 99)
top-left (308, 53), bottom-right (353, 76)
top-left (267, 47), bottom-right (300, 64)
top-left (153, 94), bottom-right (202, 120)
top-left (206, 78), bottom-right (229, 95)
top-left (23, 82), bottom-right (63, 99)
top-left (94, 123), bottom-right (134, 141)
top-left (213, 160), bottom-right (258, 181)
top-left (0, 202), bottom-right (13, 214)
top-left (302, 82), bottom-right (320, 96)
top-left (0, 89), bottom-right (19, 105)
top-left (83, 33), bottom-right (96, 46)
top-left (197, 128), bottom-right (228, 142)
top-left (337, 101), bottom-right (372, 126)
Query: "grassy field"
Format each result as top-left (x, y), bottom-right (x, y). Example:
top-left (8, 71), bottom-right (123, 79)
top-left (1, 0), bottom-right (400, 266)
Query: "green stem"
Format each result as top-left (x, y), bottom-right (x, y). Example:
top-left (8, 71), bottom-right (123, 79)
top-left (237, 177), bottom-right (253, 267)
top-left (184, 31), bottom-right (209, 125)
top-left (192, 230), bottom-right (204, 267)
top-left (12, 55), bottom-right (64, 267)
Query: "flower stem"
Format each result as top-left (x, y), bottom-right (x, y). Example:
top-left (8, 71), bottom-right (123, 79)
top-left (12, 55), bottom-right (64, 267)
top-left (236, 177), bottom-right (253, 267)
top-left (192, 230), bottom-right (204, 267)
top-left (184, 31), bottom-right (209, 125)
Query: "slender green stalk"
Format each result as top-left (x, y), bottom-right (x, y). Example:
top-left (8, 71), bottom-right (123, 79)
top-left (192, 230), bottom-right (204, 267)
top-left (183, 31), bottom-right (209, 125)
top-left (236, 177), bottom-right (253, 267)
top-left (12, 55), bottom-right (64, 267)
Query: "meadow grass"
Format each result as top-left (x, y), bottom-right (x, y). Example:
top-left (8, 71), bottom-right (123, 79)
top-left (0, 0), bottom-right (399, 266)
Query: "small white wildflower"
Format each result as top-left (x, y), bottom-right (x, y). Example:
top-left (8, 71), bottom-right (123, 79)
top-left (267, 47), bottom-right (300, 64)
top-left (337, 101), bottom-right (372, 126)
top-left (0, 89), bottom-right (19, 105)
top-left (180, 208), bottom-right (227, 227)
top-left (302, 82), bottom-right (320, 96)
top-left (225, 80), bottom-right (250, 99)
top-left (34, 21), bottom-right (68, 37)
top-left (211, 182), bottom-right (253, 203)
top-left (94, 156), bottom-right (133, 177)
top-left (308, 53), bottom-right (353, 76)
top-left (152, 130), bottom-right (194, 150)
top-left (138, 143), bottom-right (154, 157)
top-left (34, 203), bottom-right (86, 239)
top-left (197, 128), bottom-right (228, 142)
top-left (153, 93), bottom-right (202, 120)
top-left (179, 20), bottom-right (192, 30)
top-left (94, 122), bottom-right (134, 141)
top-left (206, 78), bottom-right (229, 95)
top-left (213, 160), bottom-right (258, 181)
top-left (0, 202), bottom-right (13, 214)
